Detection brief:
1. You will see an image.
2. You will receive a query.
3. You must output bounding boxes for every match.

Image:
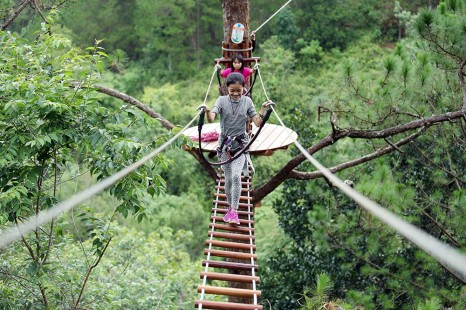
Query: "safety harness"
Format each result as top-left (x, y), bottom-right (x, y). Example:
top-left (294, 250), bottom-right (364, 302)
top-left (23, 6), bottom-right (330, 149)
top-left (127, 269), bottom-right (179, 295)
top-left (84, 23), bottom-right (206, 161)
top-left (197, 104), bottom-right (273, 166)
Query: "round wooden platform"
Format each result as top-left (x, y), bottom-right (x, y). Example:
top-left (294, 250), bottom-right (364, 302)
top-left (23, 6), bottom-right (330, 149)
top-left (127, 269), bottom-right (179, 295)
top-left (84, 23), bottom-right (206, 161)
top-left (183, 123), bottom-right (298, 155)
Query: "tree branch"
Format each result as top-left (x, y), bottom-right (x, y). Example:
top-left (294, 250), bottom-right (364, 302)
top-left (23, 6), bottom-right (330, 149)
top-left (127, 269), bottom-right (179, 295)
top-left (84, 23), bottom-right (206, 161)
top-left (1, 0), bottom-right (31, 31)
top-left (75, 236), bottom-right (113, 308)
top-left (184, 147), bottom-right (218, 180)
top-left (71, 82), bottom-right (175, 130)
top-left (288, 128), bottom-right (424, 181)
top-left (31, 0), bottom-right (47, 24)
top-left (253, 109), bottom-right (466, 202)
top-left (0, 269), bottom-right (43, 302)
top-left (459, 58), bottom-right (466, 110)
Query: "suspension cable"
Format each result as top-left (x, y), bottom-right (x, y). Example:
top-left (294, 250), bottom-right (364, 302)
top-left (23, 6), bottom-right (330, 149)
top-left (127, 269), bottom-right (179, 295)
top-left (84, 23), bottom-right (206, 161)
top-left (204, 64), bottom-right (219, 105)
top-left (251, 0), bottom-right (293, 34)
top-left (255, 71), bottom-right (466, 279)
top-left (0, 113), bottom-right (201, 249)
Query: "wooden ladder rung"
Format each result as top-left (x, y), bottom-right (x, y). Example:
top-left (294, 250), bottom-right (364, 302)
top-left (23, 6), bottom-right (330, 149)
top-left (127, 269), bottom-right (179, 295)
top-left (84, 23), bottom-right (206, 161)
top-left (209, 223), bottom-right (254, 233)
top-left (206, 240), bottom-right (256, 250)
top-left (217, 180), bottom-right (251, 187)
top-left (212, 208), bottom-right (253, 216)
top-left (194, 300), bottom-right (263, 310)
top-left (214, 193), bottom-right (252, 202)
top-left (204, 249), bottom-right (257, 260)
top-left (202, 260), bottom-right (258, 271)
top-left (211, 216), bottom-right (253, 225)
top-left (208, 231), bottom-right (255, 241)
top-left (213, 200), bottom-right (252, 209)
top-left (198, 285), bottom-right (261, 298)
top-left (218, 175), bottom-right (250, 181)
top-left (200, 271), bottom-right (260, 283)
top-left (215, 186), bottom-right (250, 193)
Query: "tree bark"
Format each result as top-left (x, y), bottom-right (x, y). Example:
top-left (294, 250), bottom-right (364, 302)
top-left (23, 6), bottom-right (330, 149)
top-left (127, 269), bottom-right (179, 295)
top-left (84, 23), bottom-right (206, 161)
top-left (1, 0), bottom-right (31, 31)
top-left (221, 1), bottom-right (255, 304)
top-left (459, 58), bottom-right (466, 110)
top-left (222, 0), bottom-right (250, 43)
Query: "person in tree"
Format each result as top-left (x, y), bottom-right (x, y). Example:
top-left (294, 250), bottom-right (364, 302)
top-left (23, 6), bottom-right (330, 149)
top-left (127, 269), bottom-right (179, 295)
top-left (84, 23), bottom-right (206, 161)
top-left (216, 54), bottom-right (256, 86)
top-left (200, 73), bottom-right (271, 224)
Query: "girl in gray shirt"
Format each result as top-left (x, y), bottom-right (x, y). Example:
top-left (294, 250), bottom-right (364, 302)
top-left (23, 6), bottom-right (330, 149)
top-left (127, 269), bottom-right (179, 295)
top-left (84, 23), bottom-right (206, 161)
top-left (200, 73), bottom-right (271, 224)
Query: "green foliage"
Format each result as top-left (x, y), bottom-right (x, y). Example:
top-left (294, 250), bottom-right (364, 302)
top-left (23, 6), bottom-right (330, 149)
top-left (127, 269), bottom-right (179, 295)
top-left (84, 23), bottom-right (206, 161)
top-left (2, 1), bottom-right (466, 308)
top-left (261, 3), bottom-right (465, 309)
top-left (0, 30), bottom-right (171, 307)
top-left (0, 226), bottom-right (200, 309)
top-left (297, 39), bottom-right (325, 68)
top-left (299, 273), bottom-right (333, 309)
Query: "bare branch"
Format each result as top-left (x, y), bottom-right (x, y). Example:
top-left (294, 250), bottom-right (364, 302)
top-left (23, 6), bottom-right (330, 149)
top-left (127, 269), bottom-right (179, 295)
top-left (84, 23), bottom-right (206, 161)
top-left (1, 0), bottom-right (31, 31)
top-left (459, 58), bottom-right (466, 110)
top-left (288, 128), bottom-right (424, 181)
top-left (31, 0), bottom-right (47, 24)
top-left (75, 236), bottom-right (113, 308)
top-left (184, 148), bottom-right (218, 180)
top-left (253, 109), bottom-right (466, 202)
top-left (71, 82), bottom-right (175, 130)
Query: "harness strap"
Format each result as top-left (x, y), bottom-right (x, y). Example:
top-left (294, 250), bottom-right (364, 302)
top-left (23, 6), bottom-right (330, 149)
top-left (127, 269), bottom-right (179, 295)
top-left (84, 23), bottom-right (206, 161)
top-left (197, 107), bottom-right (274, 166)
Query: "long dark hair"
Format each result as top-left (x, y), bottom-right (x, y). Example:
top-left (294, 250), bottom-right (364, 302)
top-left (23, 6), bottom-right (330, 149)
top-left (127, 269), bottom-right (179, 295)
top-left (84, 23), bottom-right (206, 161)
top-left (230, 54), bottom-right (245, 72)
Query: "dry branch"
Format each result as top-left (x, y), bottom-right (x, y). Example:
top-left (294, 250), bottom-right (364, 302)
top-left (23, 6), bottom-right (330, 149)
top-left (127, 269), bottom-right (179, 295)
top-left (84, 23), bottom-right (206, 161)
top-left (71, 82), bottom-right (175, 130)
top-left (253, 109), bottom-right (466, 202)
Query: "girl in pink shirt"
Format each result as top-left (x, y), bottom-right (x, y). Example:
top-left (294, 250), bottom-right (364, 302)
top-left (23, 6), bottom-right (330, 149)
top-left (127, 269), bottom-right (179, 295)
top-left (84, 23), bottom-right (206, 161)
top-left (216, 54), bottom-right (256, 84)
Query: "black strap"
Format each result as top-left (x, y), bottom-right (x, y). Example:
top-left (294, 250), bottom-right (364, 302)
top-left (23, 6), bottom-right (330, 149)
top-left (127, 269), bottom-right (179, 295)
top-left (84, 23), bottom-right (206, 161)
top-left (244, 68), bottom-right (258, 97)
top-left (197, 108), bottom-right (273, 166)
top-left (216, 68), bottom-right (222, 89)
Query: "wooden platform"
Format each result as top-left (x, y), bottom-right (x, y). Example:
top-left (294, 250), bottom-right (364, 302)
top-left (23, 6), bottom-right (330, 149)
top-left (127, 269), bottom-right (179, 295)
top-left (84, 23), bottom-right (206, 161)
top-left (183, 123), bottom-right (297, 156)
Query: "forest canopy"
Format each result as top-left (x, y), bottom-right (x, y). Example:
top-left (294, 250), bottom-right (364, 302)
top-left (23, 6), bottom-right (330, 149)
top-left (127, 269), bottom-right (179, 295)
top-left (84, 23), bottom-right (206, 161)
top-left (1, 0), bottom-right (465, 309)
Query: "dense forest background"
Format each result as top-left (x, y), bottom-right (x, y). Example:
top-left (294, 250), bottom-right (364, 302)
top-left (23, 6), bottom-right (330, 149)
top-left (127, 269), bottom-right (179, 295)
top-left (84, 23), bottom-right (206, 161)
top-left (1, 0), bottom-right (465, 309)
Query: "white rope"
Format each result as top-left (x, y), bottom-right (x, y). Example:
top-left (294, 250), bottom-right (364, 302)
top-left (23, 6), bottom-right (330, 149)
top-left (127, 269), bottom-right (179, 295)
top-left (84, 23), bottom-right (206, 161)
top-left (199, 177), bottom-right (222, 307)
top-left (254, 71), bottom-right (466, 279)
top-left (252, 0), bottom-right (293, 34)
top-left (246, 167), bottom-right (258, 306)
top-left (0, 113), bottom-right (200, 249)
top-left (203, 65), bottom-right (219, 105)
top-left (256, 66), bottom-right (270, 101)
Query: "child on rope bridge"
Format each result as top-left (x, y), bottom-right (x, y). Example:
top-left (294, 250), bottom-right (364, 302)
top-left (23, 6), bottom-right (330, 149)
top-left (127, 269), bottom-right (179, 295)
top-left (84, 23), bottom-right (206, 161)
top-left (199, 73), bottom-right (271, 224)
top-left (216, 54), bottom-right (256, 89)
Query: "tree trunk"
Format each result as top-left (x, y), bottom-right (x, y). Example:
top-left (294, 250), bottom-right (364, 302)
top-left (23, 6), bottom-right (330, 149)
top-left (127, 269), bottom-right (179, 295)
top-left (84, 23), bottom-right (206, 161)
top-left (222, 0), bottom-right (250, 43)
top-left (221, 1), bottom-right (254, 304)
top-left (221, 0), bottom-right (252, 60)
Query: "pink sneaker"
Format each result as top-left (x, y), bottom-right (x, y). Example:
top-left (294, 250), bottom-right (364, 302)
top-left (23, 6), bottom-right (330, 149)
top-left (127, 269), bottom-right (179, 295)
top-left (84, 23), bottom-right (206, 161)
top-left (229, 209), bottom-right (240, 225)
top-left (223, 207), bottom-right (232, 223)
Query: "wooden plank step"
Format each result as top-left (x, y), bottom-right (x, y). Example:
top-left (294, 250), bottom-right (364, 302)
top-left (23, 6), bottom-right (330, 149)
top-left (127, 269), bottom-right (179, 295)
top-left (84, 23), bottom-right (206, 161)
top-left (211, 216), bottom-right (253, 225)
top-left (217, 180), bottom-right (251, 187)
top-left (200, 271), bottom-right (260, 283)
top-left (208, 231), bottom-right (255, 241)
top-left (214, 193), bottom-right (252, 202)
top-left (202, 260), bottom-right (257, 271)
top-left (215, 186), bottom-right (250, 193)
top-left (213, 200), bottom-right (252, 209)
top-left (206, 240), bottom-right (256, 250)
top-left (209, 223), bottom-right (254, 233)
top-left (198, 285), bottom-right (261, 298)
top-left (218, 175), bottom-right (250, 180)
top-left (212, 208), bottom-right (253, 216)
top-left (194, 300), bottom-right (263, 310)
top-left (204, 249), bottom-right (257, 260)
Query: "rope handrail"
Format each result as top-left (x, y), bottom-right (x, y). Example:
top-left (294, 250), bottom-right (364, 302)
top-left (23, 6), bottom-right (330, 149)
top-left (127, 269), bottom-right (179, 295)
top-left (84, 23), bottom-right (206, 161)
top-left (0, 113), bottom-right (201, 249)
top-left (255, 69), bottom-right (466, 279)
top-left (251, 0), bottom-right (293, 34)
